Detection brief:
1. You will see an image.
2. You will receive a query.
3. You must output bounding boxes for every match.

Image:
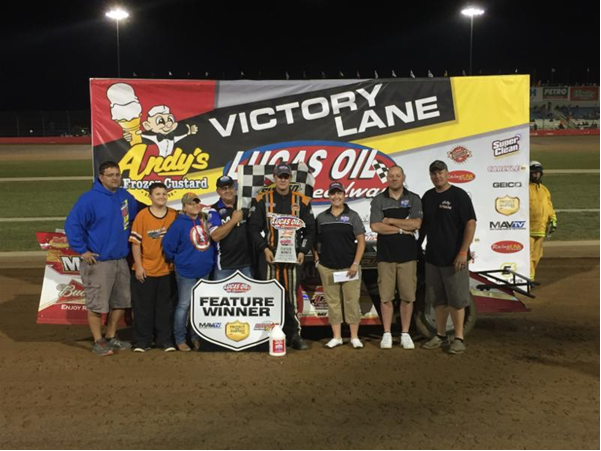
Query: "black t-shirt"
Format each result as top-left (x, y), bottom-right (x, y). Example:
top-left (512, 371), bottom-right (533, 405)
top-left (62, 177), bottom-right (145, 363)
top-left (421, 185), bottom-right (477, 267)
top-left (370, 188), bottom-right (423, 263)
top-left (316, 205), bottom-right (365, 269)
top-left (211, 198), bottom-right (252, 270)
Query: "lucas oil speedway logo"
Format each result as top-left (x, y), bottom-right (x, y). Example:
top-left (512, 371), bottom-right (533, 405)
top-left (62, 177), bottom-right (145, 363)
top-left (224, 141), bottom-right (396, 205)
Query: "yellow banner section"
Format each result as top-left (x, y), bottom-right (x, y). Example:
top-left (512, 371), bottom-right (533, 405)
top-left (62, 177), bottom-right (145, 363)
top-left (356, 75), bottom-right (530, 154)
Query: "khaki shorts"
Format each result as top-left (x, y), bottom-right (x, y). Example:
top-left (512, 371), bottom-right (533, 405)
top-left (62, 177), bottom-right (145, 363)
top-left (377, 261), bottom-right (417, 304)
top-left (80, 259), bottom-right (131, 314)
top-left (317, 264), bottom-right (362, 325)
top-left (425, 263), bottom-right (470, 309)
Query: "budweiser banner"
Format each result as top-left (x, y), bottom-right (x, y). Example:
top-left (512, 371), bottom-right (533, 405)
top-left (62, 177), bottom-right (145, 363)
top-left (36, 232), bottom-right (88, 325)
top-left (91, 76), bottom-right (531, 310)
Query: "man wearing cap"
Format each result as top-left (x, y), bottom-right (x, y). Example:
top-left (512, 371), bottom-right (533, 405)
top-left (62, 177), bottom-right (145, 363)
top-left (529, 160), bottom-right (557, 280)
top-left (65, 160), bottom-right (139, 356)
top-left (315, 182), bottom-right (366, 349)
top-left (163, 192), bottom-right (221, 351)
top-left (249, 163), bottom-right (316, 350)
top-left (210, 175), bottom-right (252, 279)
top-left (421, 160), bottom-right (476, 355)
top-left (370, 165), bottom-right (423, 350)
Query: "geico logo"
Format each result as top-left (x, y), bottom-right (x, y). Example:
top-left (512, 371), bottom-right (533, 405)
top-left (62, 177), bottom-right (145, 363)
top-left (492, 182), bottom-right (523, 188)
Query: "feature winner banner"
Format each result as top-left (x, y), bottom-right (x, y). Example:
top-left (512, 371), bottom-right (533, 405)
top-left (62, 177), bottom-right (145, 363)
top-left (191, 272), bottom-right (284, 351)
top-left (91, 75), bottom-right (530, 280)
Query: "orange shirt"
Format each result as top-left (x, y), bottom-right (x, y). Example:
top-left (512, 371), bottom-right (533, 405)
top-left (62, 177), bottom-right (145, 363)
top-left (129, 207), bottom-right (178, 277)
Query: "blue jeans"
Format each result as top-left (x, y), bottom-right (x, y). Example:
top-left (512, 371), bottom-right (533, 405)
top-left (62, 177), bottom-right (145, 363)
top-left (174, 275), bottom-right (202, 345)
top-left (212, 266), bottom-right (253, 281)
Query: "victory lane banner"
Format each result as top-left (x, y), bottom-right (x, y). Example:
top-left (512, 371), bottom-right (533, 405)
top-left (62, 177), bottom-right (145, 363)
top-left (191, 271), bottom-right (284, 351)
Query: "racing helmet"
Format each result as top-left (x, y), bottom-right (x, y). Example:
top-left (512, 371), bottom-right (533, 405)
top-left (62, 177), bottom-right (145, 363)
top-left (530, 160), bottom-right (543, 172)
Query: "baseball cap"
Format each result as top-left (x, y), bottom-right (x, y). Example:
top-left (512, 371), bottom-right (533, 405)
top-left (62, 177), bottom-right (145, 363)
top-left (274, 163), bottom-right (292, 177)
top-left (328, 182), bottom-right (345, 194)
top-left (216, 175), bottom-right (235, 188)
top-left (429, 160), bottom-right (448, 173)
top-left (181, 192), bottom-right (200, 206)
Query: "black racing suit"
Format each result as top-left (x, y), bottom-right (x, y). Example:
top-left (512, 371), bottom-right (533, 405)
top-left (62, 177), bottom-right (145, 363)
top-left (249, 189), bottom-right (315, 339)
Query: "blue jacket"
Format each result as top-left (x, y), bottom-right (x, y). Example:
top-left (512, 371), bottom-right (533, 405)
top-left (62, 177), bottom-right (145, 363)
top-left (162, 212), bottom-right (220, 279)
top-left (65, 180), bottom-right (139, 261)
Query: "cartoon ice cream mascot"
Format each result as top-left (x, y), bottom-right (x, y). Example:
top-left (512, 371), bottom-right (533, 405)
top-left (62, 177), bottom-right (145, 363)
top-left (133, 105), bottom-right (198, 157)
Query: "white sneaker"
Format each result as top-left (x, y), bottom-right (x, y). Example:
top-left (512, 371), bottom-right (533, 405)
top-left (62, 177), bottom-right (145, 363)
top-left (380, 333), bottom-right (393, 349)
top-left (325, 338), bottom-right (343, 349)
top-left (350, 338), bottom-right (363, 349)
top-left (400, 333), bottom-right (415, 350)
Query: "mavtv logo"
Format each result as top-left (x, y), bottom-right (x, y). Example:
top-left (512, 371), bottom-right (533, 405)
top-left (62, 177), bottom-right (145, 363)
top-left (490, 221), bottom-right (526, 231)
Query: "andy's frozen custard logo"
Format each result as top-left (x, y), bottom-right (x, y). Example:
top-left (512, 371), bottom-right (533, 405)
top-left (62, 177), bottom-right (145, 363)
top-left (106, 83), bottom-right (210, 194)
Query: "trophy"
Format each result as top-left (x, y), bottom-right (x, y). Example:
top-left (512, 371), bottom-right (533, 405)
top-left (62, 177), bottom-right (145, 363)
top-left (268, 213), bottom-right (306, 264)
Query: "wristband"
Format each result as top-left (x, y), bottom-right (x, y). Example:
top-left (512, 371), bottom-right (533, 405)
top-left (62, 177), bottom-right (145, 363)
top-left (352, 262), bottom-right (359, 266)
top-left (458, 251), bottom-right (467, 256)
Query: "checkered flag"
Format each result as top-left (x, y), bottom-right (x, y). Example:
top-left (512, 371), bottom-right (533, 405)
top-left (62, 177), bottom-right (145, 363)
top-left (371, 159), bottom-right (389, 183)
top-left (237, 162), bottom-right (314, 210)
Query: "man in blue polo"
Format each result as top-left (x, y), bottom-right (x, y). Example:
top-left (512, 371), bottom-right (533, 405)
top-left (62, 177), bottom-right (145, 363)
top-left (210, 175), bottom-right (253, 279)
top-left (65, 160), bottom-right (139, 356)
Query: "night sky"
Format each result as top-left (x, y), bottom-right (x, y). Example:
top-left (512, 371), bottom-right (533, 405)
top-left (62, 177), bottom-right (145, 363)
top-left (3, 0), bottom-right (599, 110)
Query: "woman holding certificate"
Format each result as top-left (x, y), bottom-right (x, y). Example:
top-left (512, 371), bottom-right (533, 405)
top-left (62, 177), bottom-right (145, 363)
top-left (314, 182), bottom-right (366, 349)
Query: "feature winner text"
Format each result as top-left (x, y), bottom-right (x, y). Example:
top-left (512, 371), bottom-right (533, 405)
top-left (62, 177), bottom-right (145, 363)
top-left (199, 296), bottom-right (274, 317)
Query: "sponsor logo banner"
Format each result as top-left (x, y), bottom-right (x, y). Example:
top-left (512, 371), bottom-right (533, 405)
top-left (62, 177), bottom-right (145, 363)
top-left (489, 220), bottom-right (526, 231)
top-left (492, 136), bottom-right (520, 159)
top-left (570, 86), bottom-right (599, 102)
top-left (448, 170), bottom-right (476, 183)
top-left (491, 241), bottom-right (524, 254)
top-left (543, 87), bottom-right (569, 99)
top-left (91, 79), bottom-right (455, 203)
top-left (492, 181), bottom-right (522, 188)
top-left (192, 272), bottom-right (284, 351)
top-left (487, 165), bottom-right (524, 173)
top-left (495, 195), bottom-right (520, 216)
top-left (447, 146), bottom-right (472, 164)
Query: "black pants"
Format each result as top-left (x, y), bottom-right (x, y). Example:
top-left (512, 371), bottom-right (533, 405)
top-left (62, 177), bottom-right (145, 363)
top-left (266, 263), bottom-right (301, 339)
top-left (131, 272), bottom-right (178, 348)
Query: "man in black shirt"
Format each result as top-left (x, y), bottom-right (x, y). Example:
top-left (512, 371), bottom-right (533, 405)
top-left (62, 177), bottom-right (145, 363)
top-left (249, 163), bottom-right (316, 350)
top-left (421, 160), bottom-right (477, 355)
top-left (210, 175), bottom-right (252, 280)
top-left (370, 165), bottom-right (423, 350)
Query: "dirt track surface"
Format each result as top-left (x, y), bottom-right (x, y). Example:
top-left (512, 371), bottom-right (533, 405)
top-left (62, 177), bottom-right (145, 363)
top-left (0, 256), bottom-right (599, 449)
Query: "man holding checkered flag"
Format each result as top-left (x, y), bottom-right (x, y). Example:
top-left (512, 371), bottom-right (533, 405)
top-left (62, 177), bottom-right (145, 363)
top-left (248, 163), bottom-right (316, 351)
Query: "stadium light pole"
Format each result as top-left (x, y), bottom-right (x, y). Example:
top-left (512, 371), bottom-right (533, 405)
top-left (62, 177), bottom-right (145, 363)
top-left (461, 7), bottom-right (485, 76)
top-left (106, 8), bottom-right (129, 78)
